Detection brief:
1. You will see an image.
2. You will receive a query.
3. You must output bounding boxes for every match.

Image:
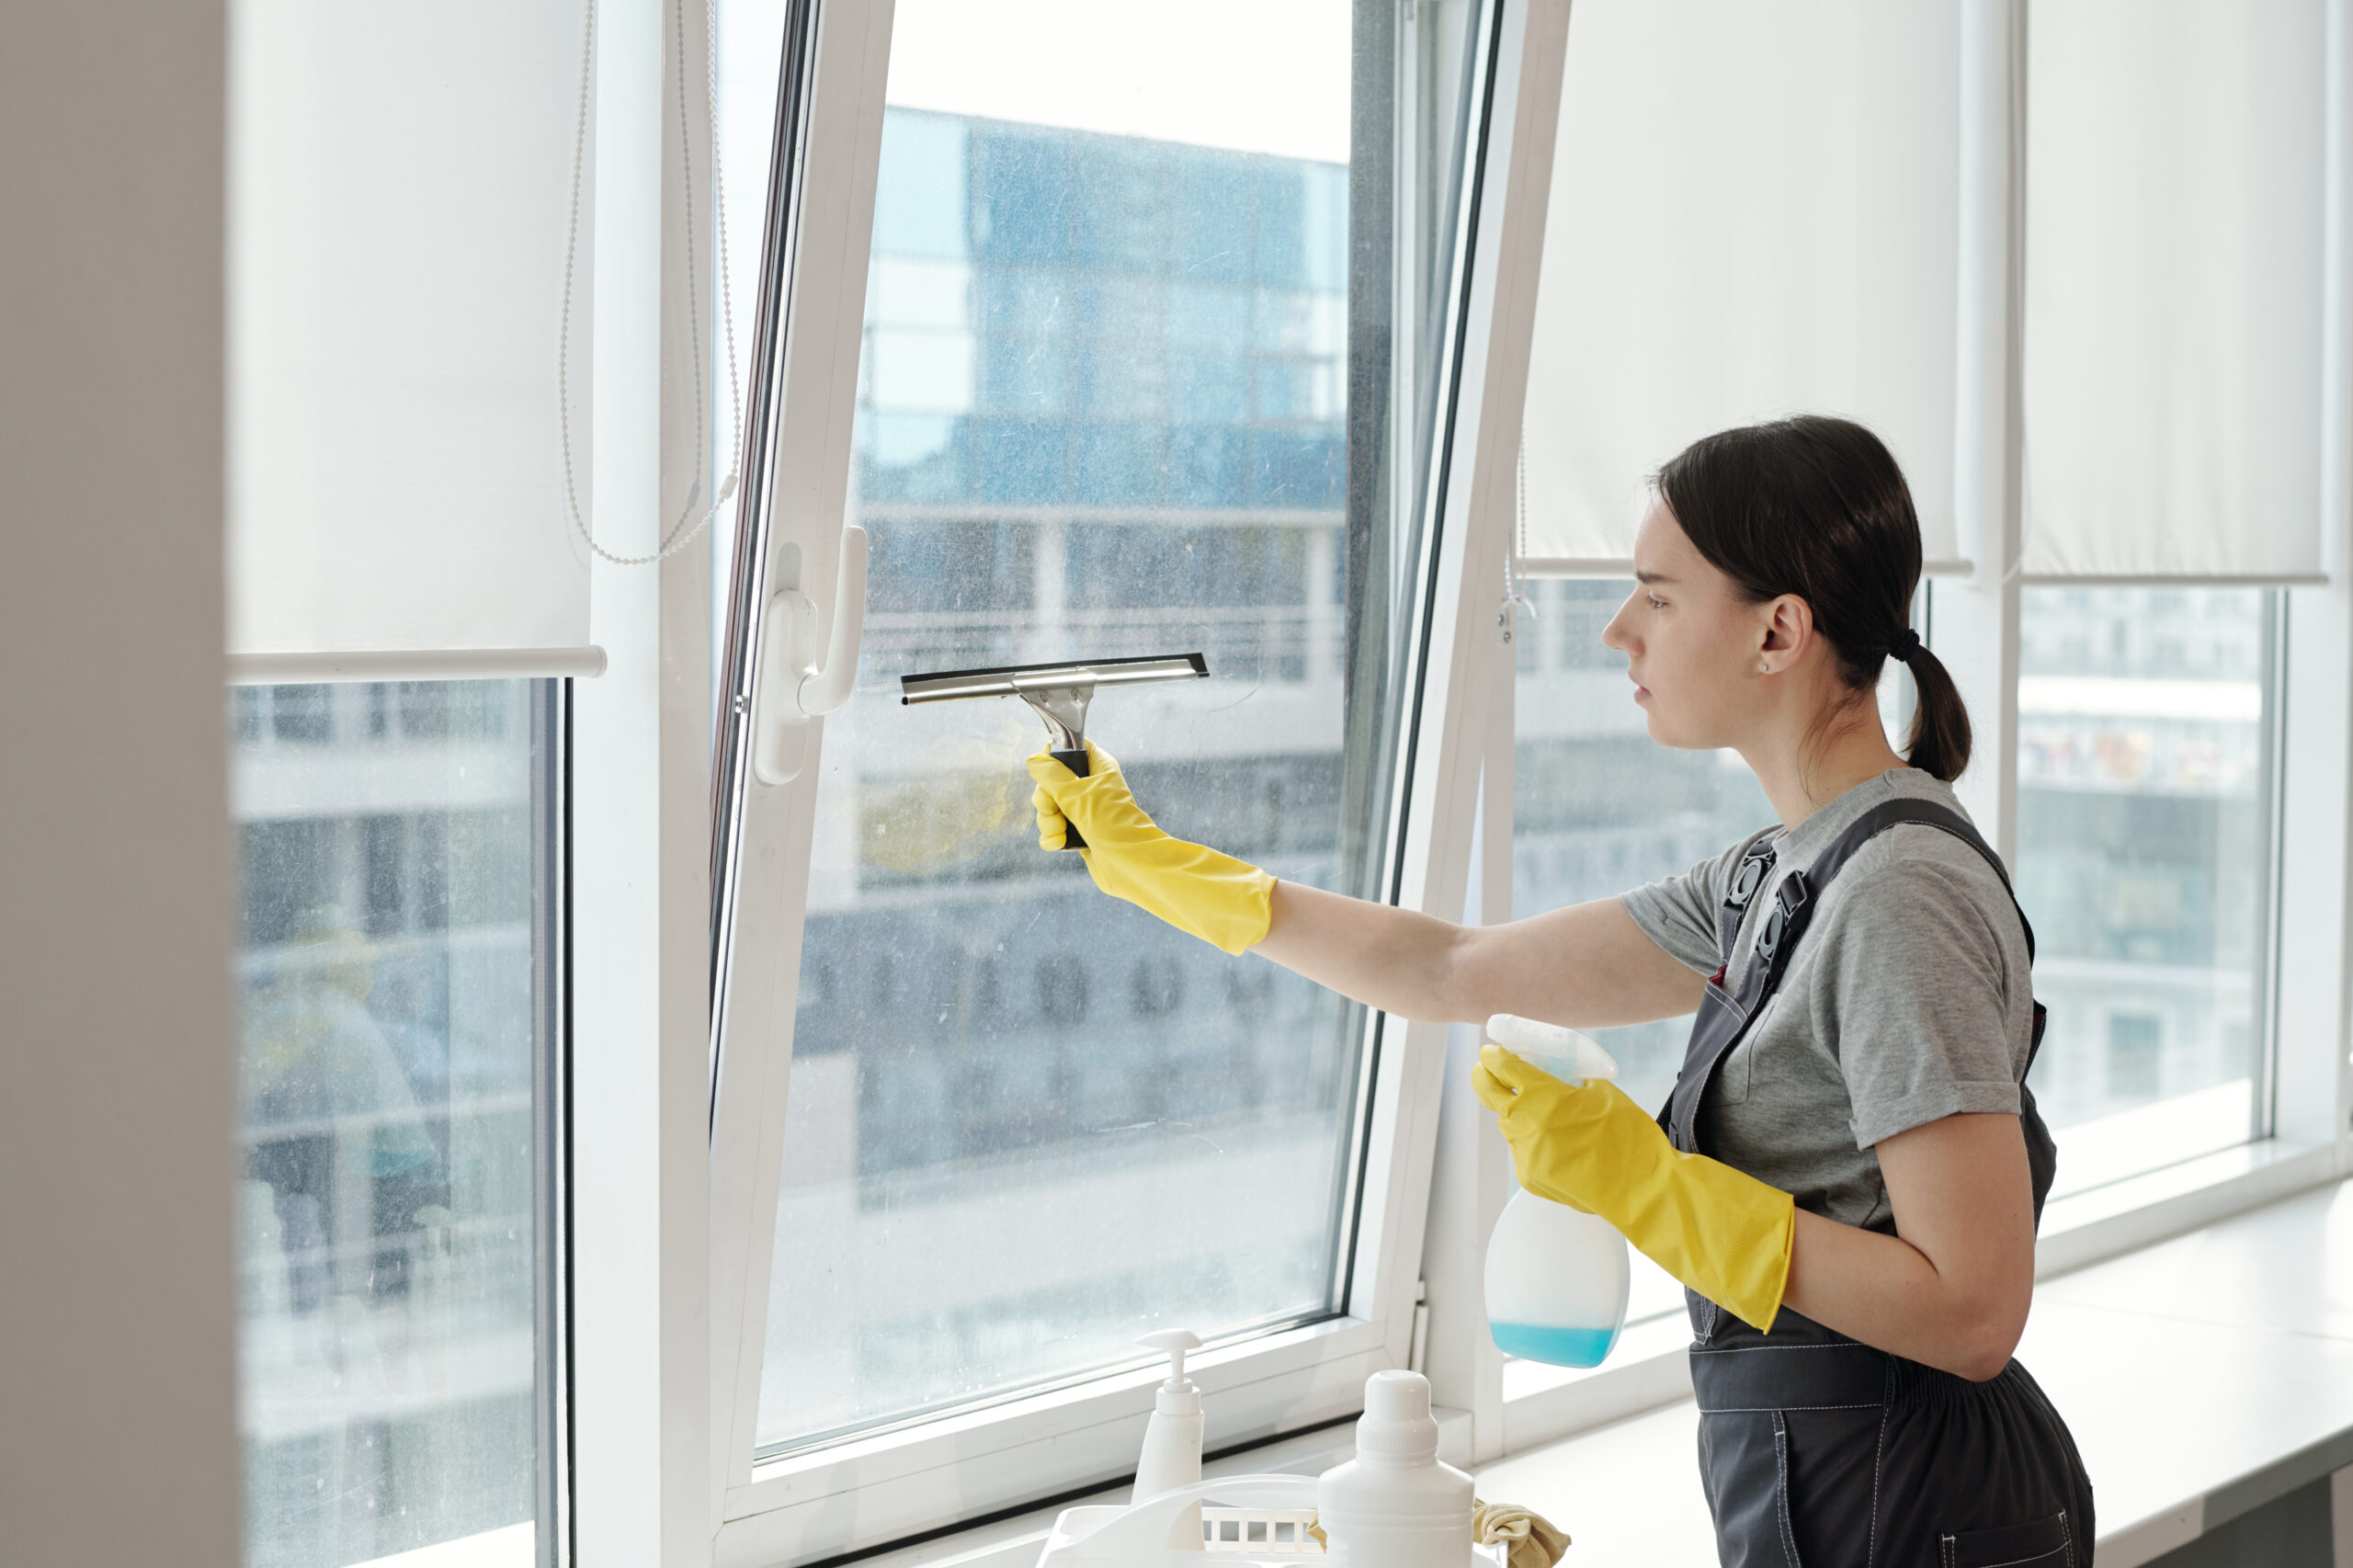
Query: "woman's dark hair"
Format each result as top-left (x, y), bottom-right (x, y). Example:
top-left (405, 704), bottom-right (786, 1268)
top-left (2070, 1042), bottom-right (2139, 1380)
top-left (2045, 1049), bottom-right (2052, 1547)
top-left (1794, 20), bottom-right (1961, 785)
top-left (1654, 415), bottom-right (1970, 782)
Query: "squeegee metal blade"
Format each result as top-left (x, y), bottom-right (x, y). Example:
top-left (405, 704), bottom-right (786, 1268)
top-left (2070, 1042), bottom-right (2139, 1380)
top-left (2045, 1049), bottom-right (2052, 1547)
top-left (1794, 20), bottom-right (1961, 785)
top-left (899, 652), bottom-right (1208, 705)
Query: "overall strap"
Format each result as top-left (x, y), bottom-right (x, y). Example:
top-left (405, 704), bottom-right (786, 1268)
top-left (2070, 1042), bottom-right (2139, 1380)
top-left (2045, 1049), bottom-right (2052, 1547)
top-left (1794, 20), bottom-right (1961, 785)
top-left (1717, 835), bottom-right (1779, 970)
top-left (1766, 800), bottom-right (2040, 981)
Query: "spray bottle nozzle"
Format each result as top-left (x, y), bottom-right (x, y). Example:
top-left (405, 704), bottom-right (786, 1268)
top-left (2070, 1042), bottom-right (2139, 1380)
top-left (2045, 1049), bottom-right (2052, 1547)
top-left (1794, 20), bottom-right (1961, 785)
top-left (1137, 1329), bottom-right (1202, 1392)
top-left (1485, 1014), bottom-right (1618, 1086)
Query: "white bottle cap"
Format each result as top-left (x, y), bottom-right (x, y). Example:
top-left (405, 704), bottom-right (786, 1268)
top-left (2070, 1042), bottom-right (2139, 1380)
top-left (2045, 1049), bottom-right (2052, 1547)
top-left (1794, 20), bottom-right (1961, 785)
top-left (1485, 1015), bottom-right (1617, 1085)
top-left (1355, 1369), bottom-right (1438, 1460)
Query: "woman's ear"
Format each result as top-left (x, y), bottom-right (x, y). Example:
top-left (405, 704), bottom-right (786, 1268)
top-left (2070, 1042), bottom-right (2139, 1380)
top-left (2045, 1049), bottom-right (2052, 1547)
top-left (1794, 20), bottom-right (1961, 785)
top-left (1760, 595), bottom-right (1813, 660)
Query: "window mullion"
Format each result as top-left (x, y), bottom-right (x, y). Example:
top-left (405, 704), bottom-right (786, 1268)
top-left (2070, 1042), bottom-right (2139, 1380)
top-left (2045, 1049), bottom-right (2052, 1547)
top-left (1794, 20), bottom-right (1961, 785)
top-left (1938, 0), bottom-right (2028, 861)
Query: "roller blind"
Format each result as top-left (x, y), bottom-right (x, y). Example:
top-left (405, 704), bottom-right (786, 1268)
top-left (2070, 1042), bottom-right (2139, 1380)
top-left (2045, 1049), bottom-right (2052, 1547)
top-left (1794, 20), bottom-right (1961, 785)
top-left (1517, 0), bottom-right (1963, 574)
top-left (227, 1), bottom-right (598, 682)
top-left (2021, 0), bottom-right (2327, 582)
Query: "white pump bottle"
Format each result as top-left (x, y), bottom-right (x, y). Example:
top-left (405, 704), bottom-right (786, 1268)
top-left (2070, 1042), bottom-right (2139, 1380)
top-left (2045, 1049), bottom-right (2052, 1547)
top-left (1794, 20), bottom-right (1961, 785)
top-left (1132, 1329), bottom-right (1204, 1503)
top-left (1482, 1015), bottom-right (1631, 1367)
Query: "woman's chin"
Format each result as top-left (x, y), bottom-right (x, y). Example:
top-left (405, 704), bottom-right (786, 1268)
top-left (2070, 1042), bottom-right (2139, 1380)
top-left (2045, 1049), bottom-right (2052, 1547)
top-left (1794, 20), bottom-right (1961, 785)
top-left (1642, 710), bottom-right (1718, 753)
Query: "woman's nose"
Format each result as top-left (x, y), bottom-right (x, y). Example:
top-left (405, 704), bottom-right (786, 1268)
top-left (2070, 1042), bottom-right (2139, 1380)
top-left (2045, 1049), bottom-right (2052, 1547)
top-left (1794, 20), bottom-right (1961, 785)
top-left (1602, 607), bottom-right (1631, 653)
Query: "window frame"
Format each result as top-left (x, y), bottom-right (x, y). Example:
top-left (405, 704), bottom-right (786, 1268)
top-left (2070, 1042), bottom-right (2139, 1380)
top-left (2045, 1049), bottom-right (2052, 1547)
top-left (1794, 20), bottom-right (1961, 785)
top-left (694, 0), bottom-right (1574, 1560)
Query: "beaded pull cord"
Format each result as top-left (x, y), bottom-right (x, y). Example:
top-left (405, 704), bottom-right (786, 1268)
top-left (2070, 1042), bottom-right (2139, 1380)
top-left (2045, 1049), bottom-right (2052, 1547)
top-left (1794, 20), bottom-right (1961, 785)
top-left (557, 0), bottom-right (745, 567)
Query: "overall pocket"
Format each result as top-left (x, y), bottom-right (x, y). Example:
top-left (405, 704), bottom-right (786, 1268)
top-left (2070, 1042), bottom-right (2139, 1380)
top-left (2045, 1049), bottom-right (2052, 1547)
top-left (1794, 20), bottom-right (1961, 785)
top-left (1938, 1511), bottom-right (2072, 1568)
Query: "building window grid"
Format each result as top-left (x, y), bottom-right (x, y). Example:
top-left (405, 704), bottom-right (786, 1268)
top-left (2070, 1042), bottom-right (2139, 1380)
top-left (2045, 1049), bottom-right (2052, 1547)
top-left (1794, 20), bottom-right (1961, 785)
top-left (853, 108), bottom-right (1348, 687)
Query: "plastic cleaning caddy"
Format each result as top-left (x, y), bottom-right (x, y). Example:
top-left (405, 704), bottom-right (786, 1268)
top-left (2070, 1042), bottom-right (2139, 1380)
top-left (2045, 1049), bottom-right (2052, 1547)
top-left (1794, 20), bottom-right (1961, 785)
top-left (1482, 1015), bottom-right (1631, 1368)
top-left (1034, 1471), bottom-right (1511, 1568)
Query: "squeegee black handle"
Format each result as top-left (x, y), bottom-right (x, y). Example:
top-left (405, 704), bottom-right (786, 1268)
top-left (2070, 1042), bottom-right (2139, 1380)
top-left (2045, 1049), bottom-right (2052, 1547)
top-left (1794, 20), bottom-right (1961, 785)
top-left (1051, 746), bottom-right (1089, 850)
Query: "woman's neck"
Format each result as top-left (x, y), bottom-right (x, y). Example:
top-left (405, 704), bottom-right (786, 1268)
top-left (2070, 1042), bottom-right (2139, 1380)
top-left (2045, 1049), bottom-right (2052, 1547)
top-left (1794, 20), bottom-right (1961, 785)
top-left (1742, 705), bottom-right (1910, 833)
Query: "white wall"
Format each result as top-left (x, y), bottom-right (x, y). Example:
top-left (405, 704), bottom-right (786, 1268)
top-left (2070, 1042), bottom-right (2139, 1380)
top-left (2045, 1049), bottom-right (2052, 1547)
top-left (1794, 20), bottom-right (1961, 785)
top-left (0, 3), bottom-right (240, 1563)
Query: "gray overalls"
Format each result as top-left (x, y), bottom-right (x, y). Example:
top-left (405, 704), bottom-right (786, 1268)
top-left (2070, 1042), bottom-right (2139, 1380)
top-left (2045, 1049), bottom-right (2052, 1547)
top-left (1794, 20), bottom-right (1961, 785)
top-left (1658, 800), bottom-right (2096, 1568)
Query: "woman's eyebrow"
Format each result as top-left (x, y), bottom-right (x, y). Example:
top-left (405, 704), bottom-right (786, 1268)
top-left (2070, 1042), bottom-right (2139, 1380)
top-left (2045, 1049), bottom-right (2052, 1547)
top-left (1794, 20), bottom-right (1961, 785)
top-left (1634, 570), bottom-right (1677, 585)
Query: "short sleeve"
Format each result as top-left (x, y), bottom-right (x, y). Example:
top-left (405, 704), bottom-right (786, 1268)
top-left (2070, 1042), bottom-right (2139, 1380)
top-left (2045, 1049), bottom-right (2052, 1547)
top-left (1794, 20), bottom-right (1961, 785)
top-left (1620, 829), bottom-right (1775, 976)
top-left (1812, 859), bottom-right (2024, 1148)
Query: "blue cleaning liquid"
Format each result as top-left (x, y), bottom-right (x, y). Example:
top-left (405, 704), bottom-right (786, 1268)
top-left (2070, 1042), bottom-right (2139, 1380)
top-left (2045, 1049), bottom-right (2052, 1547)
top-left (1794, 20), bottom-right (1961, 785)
top-left (1489, 1322), bottom-right (1620, 1368)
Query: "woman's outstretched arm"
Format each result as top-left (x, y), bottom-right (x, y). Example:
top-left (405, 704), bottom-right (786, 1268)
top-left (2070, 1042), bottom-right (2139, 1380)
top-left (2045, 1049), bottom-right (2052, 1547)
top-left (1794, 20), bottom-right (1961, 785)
top-left (1253, 881), bottom-right (1706, 1028)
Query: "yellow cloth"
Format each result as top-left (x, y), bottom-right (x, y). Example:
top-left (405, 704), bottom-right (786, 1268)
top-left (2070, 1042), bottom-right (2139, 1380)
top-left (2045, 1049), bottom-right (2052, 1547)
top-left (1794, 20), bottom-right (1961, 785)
top-left (1473, 1499), bottom-right (1572, 1568)
top-left (1027, 742), bottom-right (1276, 956)
top-left (1472, 1044), bottom-right (1796, 1333)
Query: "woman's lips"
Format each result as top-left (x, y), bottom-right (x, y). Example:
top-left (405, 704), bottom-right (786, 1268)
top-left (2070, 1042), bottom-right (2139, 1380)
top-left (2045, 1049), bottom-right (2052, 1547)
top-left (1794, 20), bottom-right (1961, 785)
top-left (1631, 679), bottom-right (1650, 702)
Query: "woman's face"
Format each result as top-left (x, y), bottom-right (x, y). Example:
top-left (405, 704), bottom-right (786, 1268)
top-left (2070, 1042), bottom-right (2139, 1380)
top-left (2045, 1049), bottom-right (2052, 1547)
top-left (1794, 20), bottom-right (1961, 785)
top-left (1601, 502), bottom-right (1778, 751)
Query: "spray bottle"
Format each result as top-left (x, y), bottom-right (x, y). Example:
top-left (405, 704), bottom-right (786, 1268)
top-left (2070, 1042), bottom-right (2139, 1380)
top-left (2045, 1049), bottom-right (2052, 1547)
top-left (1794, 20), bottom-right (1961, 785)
top-left (1482, 1015), bottom-right (1631, 1367)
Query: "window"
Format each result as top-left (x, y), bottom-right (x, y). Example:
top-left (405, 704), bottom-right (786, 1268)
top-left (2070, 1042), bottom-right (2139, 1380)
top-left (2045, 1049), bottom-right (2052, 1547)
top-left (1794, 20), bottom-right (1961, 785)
top-left (234, 680), bottom-right (563, 1568)
top-left (2013, 586), bottom-right (2281, 1193)
top-left (708, 0), bottom-right (1506, 1542)
top-left (756, 52), bottom-right (1388, 1459)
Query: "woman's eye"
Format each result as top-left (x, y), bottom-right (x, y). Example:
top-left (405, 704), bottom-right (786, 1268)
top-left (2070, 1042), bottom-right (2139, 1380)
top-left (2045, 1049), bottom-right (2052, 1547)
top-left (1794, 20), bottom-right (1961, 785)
top-left (1646, 595), bottom-right (1665, 609)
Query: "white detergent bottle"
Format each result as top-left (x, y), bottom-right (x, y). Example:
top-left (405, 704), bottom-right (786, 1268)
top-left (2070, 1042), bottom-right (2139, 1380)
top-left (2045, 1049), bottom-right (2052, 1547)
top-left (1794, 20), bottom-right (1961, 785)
top-left (1316, 1369), bottom-right (1472, 1568)
top-left (1482, 1014), bottom-right (1631, 1368)
top-left (1131, 1330), bottom-right (1203, 1503)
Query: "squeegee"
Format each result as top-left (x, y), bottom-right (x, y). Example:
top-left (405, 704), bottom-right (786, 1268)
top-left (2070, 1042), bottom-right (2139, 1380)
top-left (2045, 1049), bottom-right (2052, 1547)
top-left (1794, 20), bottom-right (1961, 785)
top-left (900, 653), bottom-right (1209, 849)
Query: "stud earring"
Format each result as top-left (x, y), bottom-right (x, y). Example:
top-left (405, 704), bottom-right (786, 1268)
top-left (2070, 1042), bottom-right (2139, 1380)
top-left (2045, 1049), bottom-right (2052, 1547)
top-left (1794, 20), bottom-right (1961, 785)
top-left (1759, 661), bottom-right (1770, 674)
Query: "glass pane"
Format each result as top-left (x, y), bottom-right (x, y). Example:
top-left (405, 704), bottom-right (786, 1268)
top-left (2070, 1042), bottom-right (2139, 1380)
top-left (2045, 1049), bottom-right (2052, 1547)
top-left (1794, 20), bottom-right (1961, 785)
top-left (2014, 587), bottom-right (2277, 1193)
top-left (1509, 578), bottom-right (1774, 1324)
top-left (745, 0), bottom-right (1474, 1452)
top-left (235, 681), bottom-right (549, 1567)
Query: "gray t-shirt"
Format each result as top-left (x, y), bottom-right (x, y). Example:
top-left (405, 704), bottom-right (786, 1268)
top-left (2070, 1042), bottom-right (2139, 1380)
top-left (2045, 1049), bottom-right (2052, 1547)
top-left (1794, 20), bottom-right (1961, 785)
top-left (1620, 769), bottom-right (2034, 1234)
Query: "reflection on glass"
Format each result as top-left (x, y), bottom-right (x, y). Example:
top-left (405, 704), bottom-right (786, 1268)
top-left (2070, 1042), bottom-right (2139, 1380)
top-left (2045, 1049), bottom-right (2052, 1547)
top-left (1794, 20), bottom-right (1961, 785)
top-left (235, 681), bottom-right (541, 1568)
top-left (2014, 586), bottom-right (2277, 1192)
top-left (749, 1), bottom-right (1464, 1452)
top-left (1509, 579), bottom-right (1775, 1323)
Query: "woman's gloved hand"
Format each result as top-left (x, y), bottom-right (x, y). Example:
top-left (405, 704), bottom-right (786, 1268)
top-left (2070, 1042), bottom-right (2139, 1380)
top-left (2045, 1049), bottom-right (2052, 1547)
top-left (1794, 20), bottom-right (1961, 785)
top-left (1472, 1044), bottom-right (1795, 1332)
top-left (1027, 742), bottom-right (1275, 956)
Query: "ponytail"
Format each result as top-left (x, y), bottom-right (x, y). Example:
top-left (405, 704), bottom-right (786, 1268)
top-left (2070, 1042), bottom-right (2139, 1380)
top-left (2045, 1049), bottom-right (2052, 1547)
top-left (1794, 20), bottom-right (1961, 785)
top-left (1894, 642), bottom-right (1972, 783)
top-left (1657, 415), bottom-right (1973, 783)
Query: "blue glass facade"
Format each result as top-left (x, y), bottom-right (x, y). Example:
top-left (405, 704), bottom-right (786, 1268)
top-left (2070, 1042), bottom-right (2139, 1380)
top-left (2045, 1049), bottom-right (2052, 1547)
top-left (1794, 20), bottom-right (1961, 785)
top-left (858, 108), bottom-right (1348, 520)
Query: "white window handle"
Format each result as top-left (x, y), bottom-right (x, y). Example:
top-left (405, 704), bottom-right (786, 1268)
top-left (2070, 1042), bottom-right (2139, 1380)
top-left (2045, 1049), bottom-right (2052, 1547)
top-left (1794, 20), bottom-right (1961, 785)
top-left (754, 524), bottom-right (868, 786)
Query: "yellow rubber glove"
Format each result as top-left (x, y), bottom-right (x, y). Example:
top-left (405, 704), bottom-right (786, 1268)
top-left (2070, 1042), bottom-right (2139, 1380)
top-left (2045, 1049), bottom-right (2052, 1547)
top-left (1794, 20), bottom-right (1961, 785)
top-left (1472, 1044), bottom-right (1795, 1333)
top-left (1027, 742), bottom-right (1276, 956)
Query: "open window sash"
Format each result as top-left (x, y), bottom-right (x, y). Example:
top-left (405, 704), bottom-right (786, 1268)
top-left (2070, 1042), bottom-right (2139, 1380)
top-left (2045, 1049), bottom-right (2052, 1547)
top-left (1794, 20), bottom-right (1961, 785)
top-left (699, 3), bottom-right (1572, 1560)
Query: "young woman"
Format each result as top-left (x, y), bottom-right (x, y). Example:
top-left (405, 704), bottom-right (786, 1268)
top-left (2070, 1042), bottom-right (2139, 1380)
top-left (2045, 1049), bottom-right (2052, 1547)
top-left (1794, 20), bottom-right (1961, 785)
top-left (1027, 415), bottom-right (2094, 1567)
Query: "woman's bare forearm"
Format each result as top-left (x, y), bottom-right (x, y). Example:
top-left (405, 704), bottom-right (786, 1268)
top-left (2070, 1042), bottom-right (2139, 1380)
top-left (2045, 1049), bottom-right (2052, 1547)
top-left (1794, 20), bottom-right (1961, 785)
top-left (1779, 1114), bottom-right (2036, 1381)
top-left (1250, 881), bottom-right (1473, 1022)
top-left (1782, 1215), bottom-right (2018, 1380)
top-left (1250, 881), bottom-right (1704, 1028)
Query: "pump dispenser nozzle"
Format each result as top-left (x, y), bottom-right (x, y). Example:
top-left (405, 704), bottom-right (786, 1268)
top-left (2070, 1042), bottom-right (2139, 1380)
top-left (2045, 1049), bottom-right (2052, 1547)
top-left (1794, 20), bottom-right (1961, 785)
top-left (1132, 1330), bottom-right (1205, 1505)
top-left (1139, 1329), bottom-right (1201, 1399)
